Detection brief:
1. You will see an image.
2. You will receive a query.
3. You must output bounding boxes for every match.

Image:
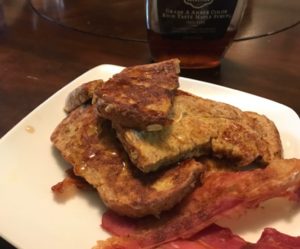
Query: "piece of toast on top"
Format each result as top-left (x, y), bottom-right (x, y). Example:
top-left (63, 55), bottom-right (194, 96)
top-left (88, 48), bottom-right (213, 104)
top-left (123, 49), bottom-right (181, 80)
top-left (51, 104), bottom-right (204, 218)
top-left (115, 90), bottom-right (283, 173)
top-left (95, 59), bottom-right (180, 131)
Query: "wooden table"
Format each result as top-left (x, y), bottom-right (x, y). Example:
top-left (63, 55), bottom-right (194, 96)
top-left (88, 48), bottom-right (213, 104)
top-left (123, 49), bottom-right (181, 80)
top-left (0, 0), bottom-right (299, 248)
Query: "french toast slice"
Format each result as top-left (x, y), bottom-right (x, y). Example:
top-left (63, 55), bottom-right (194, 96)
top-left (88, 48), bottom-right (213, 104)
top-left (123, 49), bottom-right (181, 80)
top-left (115, 90), bottom-right (283, 173)
top-left (51, 104), bottom-right (204, 217)
top-left (95, 59), bottom-right (180, 131)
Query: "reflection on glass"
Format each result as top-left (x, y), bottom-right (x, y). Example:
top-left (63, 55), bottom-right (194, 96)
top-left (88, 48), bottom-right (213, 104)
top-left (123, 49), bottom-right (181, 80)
top-left (29, 0), bottom-right (300, 42)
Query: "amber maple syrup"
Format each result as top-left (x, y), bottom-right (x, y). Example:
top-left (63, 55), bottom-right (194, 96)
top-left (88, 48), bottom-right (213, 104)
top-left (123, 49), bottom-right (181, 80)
top-left (146, 0), bottom-right (247, 68)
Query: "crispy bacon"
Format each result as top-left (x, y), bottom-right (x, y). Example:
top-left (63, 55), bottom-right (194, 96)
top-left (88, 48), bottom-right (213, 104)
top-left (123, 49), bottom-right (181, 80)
top-left (101, 210), bottom-right (137, 237)
top-left (155, 224), bottom-right (248, 249)
top-left (101, 213), bottom-right (300, 249)
top-left (102, 213), bottom-right (248, 249)
top-left (253, 228), bottom-right (300, 249)
top-left (51, 168), bottom-right (94, 195)
top-left (93, 159), bottom-right (300, 249)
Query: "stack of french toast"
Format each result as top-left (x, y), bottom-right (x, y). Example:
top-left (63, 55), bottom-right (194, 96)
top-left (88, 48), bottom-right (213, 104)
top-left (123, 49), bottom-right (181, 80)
top-left (50, 59), bottom-right (300, 249)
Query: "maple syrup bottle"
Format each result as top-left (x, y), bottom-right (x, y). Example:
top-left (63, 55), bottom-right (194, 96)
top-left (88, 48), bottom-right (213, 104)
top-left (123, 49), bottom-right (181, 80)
top-left (146, 0), bottom-right (247, 68)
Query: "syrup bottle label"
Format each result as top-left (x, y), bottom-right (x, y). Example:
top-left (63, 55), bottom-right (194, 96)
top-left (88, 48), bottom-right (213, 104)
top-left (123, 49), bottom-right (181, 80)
top-left (157, 0), bottom-right (238, 39)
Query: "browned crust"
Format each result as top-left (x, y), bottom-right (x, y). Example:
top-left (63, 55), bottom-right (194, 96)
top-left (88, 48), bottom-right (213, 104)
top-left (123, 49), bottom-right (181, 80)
top-left (95, 59), bottom-right (180, 130)
top-left (243, 111), bottom-right (283, 161)
top-left (115, 90), bottom-right (283, 172)
top-left (51, 104), bottom-right (204, 217)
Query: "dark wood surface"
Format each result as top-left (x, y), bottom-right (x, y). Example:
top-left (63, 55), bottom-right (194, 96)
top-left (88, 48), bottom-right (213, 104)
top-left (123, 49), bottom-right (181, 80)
top-left (0, 0), bottom-right (299, 248)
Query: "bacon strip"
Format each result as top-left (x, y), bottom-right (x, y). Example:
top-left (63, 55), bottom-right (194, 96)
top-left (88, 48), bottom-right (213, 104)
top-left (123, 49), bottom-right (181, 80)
top-left (253, 228), bottom-right (300, 249)
top-left (51, 168), bottom-right (94, 195)
top-left (155, 224), bottom-right (248, 249)
top-left (101, 210), bottom-right (300, 249)
top-left (93, 159), bottom-right (300, 249)
top-left (101, 210), bottom-right (137, 237)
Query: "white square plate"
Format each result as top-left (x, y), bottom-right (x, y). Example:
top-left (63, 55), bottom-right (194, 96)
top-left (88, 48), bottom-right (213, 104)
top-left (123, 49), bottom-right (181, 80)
top-left (1, 65), bottom-right (300, 249)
